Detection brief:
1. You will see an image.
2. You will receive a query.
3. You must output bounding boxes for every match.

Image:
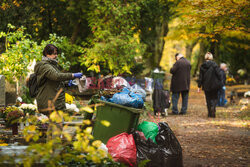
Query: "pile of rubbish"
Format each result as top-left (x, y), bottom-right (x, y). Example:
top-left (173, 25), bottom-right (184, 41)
top-left (100, 87), bottom-right (144, 109)
top-left (103, 121), bottom-right (183, 167)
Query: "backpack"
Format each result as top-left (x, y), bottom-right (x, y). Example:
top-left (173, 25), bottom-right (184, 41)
top-left (27, 73), bottom-right (39, 98)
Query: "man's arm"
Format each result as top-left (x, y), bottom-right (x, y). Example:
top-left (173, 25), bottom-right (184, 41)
top-left (170, 62), bottom-right (179, 74)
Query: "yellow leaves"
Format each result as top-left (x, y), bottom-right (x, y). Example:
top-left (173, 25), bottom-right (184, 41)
top-left (84, 127), bottom-right (93, 134)
top-left (101, 120), bottom-right (110, 127)
top-left (13, 0), bottom-right (21, 7)
top-left (40, 7), bottom-right (45, 13)
top-left (211, 39), bottom-right (218, 43)
top-left (91, 155), bottom-right (101, 163)
top-left (0, 143), bottom-right (8, 146)
top-left (50, 110), bottom-right (64, 123)
top-left (23, 125), bottom-right (38, 142)
top-left (133, 33), bottom-right (140, 43)
top-left (29, 125), bottom-right (36, 131)
top-left (180, 34), bottom-right (189, 40)
top-left (62, 130), bottom-right (72, 141)
top-left (35, 28), bottom-right (38, 32)
top-left (82, 119), bottom-right (92, 125)
top-left (87, 64), bottom-right (100, 73)
top-left (122, 65), bottom-right (131, 74)
top-left (80, 106), bottom-right (94, 113)
top-left (65, 93), bottom-right (74, 104)
top-left (92, 140), bottom-right (102, 148)
top-left (0, 3), bottom-right (11, 10)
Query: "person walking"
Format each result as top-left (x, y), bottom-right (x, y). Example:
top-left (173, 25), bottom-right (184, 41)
top-left (170, 53), bottom-right (191, 115)
top-left (198, 52), bottom-right (223, 118)
top-left (217, 63), bottom-right (227, 106)
top-left (34, 44), bottom-right (83, 115)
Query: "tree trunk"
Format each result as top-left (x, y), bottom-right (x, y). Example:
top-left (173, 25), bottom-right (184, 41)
top-left (152, 22), bottom-right (169, 68)
top-left (71, 21), bottom-right (81, 44)
top-left (193, 40), bottom-right (206, 76)
top-left (47, 8), bottom-right (53, 34)
top-left (185, 39), bottom-right (198, 60)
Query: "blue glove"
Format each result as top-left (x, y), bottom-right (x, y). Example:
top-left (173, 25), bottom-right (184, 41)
top-left (73, 72), bottom-right (83, 78)
top-left (68, 80), bottom-right (73, 87)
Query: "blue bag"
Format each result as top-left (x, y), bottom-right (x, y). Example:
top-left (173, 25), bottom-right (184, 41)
top-left (102, 88), bottom-right (144, 108)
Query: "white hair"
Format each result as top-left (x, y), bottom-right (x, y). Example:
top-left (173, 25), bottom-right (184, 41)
top-left (176, 53), bottom-right (184, 60)
top-left (220, 63), bottom-right (227, 71)
top-left (220, 63), bottom-right (227, 68)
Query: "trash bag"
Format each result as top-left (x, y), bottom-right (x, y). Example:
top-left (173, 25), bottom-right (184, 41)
top-left (134, 122), bottom-right (183, 167)
top-left (113, 76), bottom-right (131, 89)
top-left (106, 133), bottom-right (137, 167)
top-left (137, 121), bottom-right (159, 143)
top-left (130, 84), bottom-right (147, 101)
top-left (110, 87), bottom-right (144, 108)
top-left (155, 122), bottom-right (183, 166)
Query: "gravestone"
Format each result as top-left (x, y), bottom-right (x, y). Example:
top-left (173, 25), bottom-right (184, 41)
top-left (0, 75), bottom-right (5, 107)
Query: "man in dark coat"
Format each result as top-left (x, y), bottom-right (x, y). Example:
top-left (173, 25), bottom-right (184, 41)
top-left (170, 53), bottom-right (191, 115)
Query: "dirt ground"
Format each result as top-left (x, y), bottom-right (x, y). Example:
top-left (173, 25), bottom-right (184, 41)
top-left (142, 82), bottom-right (250, 167)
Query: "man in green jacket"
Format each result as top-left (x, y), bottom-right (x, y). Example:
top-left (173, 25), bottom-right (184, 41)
top-left (34, 44), bottom-right (83, 115)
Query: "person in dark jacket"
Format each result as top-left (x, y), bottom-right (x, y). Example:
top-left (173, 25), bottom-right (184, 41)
top-left (198, 52), bottom-right (223, 118)
top-left (170, 53), bottom-right (191, 115)
top-left (34, 44), bottom-right (83, 115)
top-left (217, 63), bottom-right (227, 106)
top-left (152, 80), bottom-right (170, 116)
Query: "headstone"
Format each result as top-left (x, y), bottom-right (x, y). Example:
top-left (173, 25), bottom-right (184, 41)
top-left (0, 75), bottom-right (5, 107)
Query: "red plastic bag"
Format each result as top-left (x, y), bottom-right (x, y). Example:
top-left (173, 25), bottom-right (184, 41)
top-left (106, 132), bottom-right (137, 167)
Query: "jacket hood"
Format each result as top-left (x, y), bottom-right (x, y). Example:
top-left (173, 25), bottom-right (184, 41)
top-left (200, 60), bottom-right (217, 71)
top-left (34, 59), bottom-right (57, 74)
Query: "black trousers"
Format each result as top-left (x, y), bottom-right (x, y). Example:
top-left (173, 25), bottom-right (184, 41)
top-left (204, 90), bottom-right (218, 117)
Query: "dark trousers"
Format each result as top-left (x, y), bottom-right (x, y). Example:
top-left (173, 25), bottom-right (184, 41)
top-left (205, 90), bottom-right (218, 117)
top-left (171, 90), bottom-right (189, 114)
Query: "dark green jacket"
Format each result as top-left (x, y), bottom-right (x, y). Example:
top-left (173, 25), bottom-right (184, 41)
top-left (34, 59), bottom-right (74, 112)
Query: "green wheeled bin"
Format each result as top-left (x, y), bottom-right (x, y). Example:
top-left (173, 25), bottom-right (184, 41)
top-left (92, 100), bottom-right (143, 144)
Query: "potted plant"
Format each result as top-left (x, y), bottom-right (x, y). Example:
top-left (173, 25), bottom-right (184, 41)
top-left (5, 107), bottom-right (24, 135)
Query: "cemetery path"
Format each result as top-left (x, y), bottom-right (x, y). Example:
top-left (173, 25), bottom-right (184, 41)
top-left (142, 81), bottom-right (250, 167)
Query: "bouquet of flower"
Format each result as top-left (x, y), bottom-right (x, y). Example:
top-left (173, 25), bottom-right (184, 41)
top-left (18, 103), bottom-right (37, 115)
top-left (5, 107), bottom-right (24, 127)
top-left (226, 76), bottom-right (236, 85)
top-left (36, 113), bottom-right (49, 129)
